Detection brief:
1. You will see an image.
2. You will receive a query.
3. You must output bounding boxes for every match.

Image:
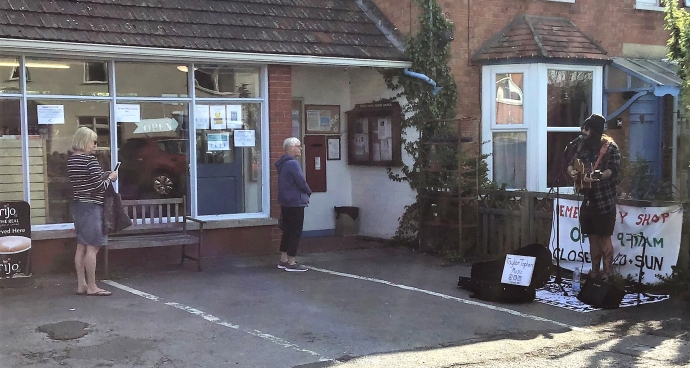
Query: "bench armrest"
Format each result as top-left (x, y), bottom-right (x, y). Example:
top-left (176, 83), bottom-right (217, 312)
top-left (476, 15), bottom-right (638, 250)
top-left (185, 216), bottom-right (207, 225)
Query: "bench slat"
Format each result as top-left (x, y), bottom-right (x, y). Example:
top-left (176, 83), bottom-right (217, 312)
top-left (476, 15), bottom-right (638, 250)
top-left (109, 233), bottom-right (199, 249)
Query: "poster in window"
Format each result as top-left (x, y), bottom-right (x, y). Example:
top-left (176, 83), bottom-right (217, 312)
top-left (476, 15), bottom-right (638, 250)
top-left (210, 105), bottom-right (226, 130)
top-left (226, 105), bottom-right (243, 129)
top-left (37, 105), bottom-right (65, 125)
top-left (207, 132), bottom-right (230, 151)
top-left (355, 117), bottom-right (368, 134)
top-left (195, 105), bottom-right (210, 130)
top-left (380, 138), bottom-right (392, 161)
top-left (115, 104), bottom-right (140, 123)
top-left (305, 105), bottom-right (340, 134)
top-left (234, 129), bottom-right (255, 147)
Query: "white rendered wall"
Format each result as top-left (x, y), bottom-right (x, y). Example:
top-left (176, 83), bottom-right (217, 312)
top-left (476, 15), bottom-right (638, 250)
top-left (292, 66), bottom-right (353, 232)
top-left (292, 66), bottom-right (415, 238)
top-left (347, 68), bottom-right (415, 239)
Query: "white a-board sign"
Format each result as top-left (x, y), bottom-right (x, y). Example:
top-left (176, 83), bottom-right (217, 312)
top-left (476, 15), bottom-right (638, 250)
top-left (501, 255), bottom-right (536, 287)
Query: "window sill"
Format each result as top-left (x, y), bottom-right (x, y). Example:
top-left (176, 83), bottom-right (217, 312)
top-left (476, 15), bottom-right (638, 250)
top-left (31, 217), bottom-right (279, 241)
top-left (545, 0), bottom-right (575, 3)
top-left (634, 4), bottom-right (664, 11)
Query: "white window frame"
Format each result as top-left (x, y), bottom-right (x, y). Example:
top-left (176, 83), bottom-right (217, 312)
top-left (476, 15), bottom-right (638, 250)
top-left (83, 61), bottom-right (108, 84)
top-left (482, 63), bottom-right (603, 193)
top-left (635, 0), bottom-right (664, 11)
top-left (545, 0), bottom-right (575, 3)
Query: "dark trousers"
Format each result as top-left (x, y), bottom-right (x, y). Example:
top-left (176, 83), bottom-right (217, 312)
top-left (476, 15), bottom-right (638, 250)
top-left (279, 206), bottom-right (305, 257)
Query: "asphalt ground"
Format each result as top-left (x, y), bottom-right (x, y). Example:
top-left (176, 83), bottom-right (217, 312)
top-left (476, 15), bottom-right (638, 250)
top-left (1, 239), bottom-right (689, 367)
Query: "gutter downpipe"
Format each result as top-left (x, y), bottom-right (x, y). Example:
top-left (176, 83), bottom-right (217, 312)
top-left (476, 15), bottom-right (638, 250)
top-left (404, 68), bottom-right (442, 95)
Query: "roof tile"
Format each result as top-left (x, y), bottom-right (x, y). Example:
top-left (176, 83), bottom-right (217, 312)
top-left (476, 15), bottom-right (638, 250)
top-left (472, 15), bottom-right (608, 63)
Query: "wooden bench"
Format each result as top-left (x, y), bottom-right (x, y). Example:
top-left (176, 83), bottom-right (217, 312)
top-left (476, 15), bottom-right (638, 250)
top-left (104, 197), bottom-right (205, 278)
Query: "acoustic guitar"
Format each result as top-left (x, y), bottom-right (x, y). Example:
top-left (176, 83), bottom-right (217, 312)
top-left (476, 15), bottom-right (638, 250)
top-left (573, 159), bottom-right (601, 193)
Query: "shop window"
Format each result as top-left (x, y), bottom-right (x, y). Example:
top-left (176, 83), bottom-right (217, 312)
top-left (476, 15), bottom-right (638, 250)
top-left (345, 101), bottom-right (402, 166)
top-left (25, 58), bottom-right (109, 96)
top-left (115, 62), bottom-right (187, 98)
top-left (194, 66), bottom-right (260, 98)
top-left (78, 116), bottom-right (112, 146)
top-left (194, 69), bottom-right (235, 95)
top-left (84, 62), bottom-right (107, 83)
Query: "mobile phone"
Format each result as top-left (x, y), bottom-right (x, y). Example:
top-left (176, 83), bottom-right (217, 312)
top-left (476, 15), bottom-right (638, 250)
top-left (113, 162), bottom-right (121, 171)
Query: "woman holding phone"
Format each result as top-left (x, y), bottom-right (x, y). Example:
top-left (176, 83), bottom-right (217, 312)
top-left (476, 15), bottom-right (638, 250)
top-left (67, 127), bottom-right (118, 296)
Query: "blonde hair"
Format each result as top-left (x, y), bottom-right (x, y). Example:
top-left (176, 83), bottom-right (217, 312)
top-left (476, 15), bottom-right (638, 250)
top-left (283, 137), bottom-right (300, 151)
top-left (72, 127), bottom-right (97, 151)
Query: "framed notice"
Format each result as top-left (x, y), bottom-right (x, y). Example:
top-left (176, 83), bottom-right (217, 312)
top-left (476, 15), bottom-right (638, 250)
top-left (305, 104), bottom-right (340, 134)
top-left (327, 135), bottom-right (341, 160)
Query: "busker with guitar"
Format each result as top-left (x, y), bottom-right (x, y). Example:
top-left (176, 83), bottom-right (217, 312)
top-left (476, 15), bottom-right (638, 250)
top-left (567, 114), bottom-right (621, 281)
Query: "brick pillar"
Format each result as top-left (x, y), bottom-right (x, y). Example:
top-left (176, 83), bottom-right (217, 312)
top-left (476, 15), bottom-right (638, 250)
top-left (268, 64), bottom-right (292, 248)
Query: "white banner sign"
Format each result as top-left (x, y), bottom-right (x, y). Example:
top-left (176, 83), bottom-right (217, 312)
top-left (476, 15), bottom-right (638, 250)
top-left (549, 199), bottom-right (683, 283)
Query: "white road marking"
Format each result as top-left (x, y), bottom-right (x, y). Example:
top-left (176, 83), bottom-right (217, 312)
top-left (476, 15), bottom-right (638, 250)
top-left (102, 280), bottom-right (333, 362)
top-left (306, 266), bottom-right (591, 332)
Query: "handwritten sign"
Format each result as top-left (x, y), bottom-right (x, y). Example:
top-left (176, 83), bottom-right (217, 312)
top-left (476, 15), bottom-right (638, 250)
top-left (501, 255), bottom-right (536, 287)
top-left (0, 201), bottom-right (31, 279)
top-left (550, 199), bottom-right (682, 283)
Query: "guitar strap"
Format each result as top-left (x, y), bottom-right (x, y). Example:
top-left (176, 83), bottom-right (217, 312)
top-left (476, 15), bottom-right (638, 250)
top-left (592, 141), bottom-right (611, 171)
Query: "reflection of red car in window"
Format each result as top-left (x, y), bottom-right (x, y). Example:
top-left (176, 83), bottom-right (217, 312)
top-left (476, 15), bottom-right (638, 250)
top-left (118, 137), bottom-right (188, 199)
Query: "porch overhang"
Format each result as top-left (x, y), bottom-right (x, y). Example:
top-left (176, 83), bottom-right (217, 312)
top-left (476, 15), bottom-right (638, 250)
top-left (604, 58), bottom-right (681, 121)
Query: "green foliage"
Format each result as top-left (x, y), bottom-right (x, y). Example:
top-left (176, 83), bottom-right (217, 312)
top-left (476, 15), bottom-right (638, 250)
top-left (654, 266), bottom-right (690, 300)
top-left (620, 159), bottom-right (676, 201)
top-left (385, 0), bottom-right (471, 256)
top-left (665, 0), bottom-right (690, 100)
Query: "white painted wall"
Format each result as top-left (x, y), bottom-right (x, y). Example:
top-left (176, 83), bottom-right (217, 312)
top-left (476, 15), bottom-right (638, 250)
top-left (347, 68), bottom-right (415, 239)
top-left (292, 66), bottom-right (353, 232)
top-left (291, 66), bottom-right (415, 238)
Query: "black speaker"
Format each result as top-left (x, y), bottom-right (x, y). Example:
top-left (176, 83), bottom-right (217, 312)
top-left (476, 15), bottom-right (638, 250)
top-left (576, 278), bottom-right (625, 309)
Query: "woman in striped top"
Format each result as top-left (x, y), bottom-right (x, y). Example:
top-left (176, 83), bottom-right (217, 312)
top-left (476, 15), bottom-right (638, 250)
top-left (67, 127), bottom-right (118, 296)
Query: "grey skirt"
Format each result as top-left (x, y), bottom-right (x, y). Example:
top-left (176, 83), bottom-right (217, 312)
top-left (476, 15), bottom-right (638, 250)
top-left (72, 202), bottom-right (108, 246)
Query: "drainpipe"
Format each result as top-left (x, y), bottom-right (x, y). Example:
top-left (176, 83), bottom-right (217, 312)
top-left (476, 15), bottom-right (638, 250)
top-left (404, 68), bottom-right (442, 96)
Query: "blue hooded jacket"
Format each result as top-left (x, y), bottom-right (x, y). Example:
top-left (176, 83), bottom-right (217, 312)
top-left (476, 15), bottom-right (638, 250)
top-left (275, 154), bottom-right (312, 207)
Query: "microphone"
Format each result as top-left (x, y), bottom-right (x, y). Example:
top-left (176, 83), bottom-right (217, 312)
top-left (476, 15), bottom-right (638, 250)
top-left (568, 135), bottom-right (583, 146)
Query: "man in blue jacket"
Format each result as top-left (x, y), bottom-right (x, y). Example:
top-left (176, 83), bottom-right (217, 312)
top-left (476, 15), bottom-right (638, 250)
top-left (275, 137), bottom-right (312, 272)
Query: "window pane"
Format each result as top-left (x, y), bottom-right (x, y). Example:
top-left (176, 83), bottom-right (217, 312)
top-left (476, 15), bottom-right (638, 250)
top-left (606, 66), bottom-right (628, 89)
top-left (0, 58), bottom-right (20, 93)
top-left (547, 132), bottom-right (582, 188)
top-left (117, 102), bottom-right (189, 201)
top-left (25, 58), bottom-right (109, 96)
top-left (492, 132), bottom-right (526, 189)
top-left (495, 73), bottom-right (524, 125)
top-left (115, 62), bottom-right (188, 98)
top-left (29, 100), bottom-right (111, 224)
top-left (0, 100), bottom-right (25, 206)
top-left (547, 70), bottom-right (592, 127)
top-left (195, 103), bottom-right (262, 215)
top-left (194, 66), bottom-right (260, 98)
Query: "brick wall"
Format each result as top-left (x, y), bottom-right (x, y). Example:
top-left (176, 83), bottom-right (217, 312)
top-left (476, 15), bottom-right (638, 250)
top-left (372, 0), bottom-right (670, 120)
top-left (268, 64), bottom-right (292, 248)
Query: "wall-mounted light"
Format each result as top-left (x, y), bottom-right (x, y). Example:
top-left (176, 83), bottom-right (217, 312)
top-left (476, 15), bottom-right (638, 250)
top-left (176, 65), bottom-right (198, 73)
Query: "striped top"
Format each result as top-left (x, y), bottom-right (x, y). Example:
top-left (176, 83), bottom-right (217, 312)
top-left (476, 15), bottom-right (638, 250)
top-left (67, 153), bottom-right (111, 206)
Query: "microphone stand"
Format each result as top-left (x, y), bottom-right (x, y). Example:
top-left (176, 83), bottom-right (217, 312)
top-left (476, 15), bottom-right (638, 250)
top-left (546, 141), bottom-right (578, 296)
top-left (631, 233), bottom-right (652, 306)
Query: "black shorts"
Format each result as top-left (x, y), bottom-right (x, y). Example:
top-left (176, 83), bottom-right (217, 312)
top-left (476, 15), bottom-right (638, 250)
top-left (579, 201), bottom-right (615, 236)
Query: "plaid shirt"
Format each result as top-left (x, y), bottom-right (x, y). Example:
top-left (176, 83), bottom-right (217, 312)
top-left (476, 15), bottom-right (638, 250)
top-left (574, 135), bottom-right (620, 214)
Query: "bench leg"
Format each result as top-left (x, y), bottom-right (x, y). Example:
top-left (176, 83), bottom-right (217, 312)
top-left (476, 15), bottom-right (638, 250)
top-left (197, 241), bottom-right (202, 272)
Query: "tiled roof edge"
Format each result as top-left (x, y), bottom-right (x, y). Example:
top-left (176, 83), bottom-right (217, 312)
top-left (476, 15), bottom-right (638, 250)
top-left (471, 14), bottom-right (526, 61)
top-left (355, 0), bottom-right (406, 53)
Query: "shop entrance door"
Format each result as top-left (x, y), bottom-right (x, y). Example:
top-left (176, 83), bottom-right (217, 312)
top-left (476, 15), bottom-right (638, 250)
top-left (196, 130), bottom-right (243, 215)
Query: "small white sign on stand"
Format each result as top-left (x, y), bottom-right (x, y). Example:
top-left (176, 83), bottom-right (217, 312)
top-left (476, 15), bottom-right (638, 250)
top-left (501, 255), bottom-right (536, 287)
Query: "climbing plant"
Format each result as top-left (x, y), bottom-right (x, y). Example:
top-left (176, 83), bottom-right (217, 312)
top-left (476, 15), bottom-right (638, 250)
top-left (665, 0), bottom-right (690, 104)
top-left (383, 0), bottom-right (460, 249)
